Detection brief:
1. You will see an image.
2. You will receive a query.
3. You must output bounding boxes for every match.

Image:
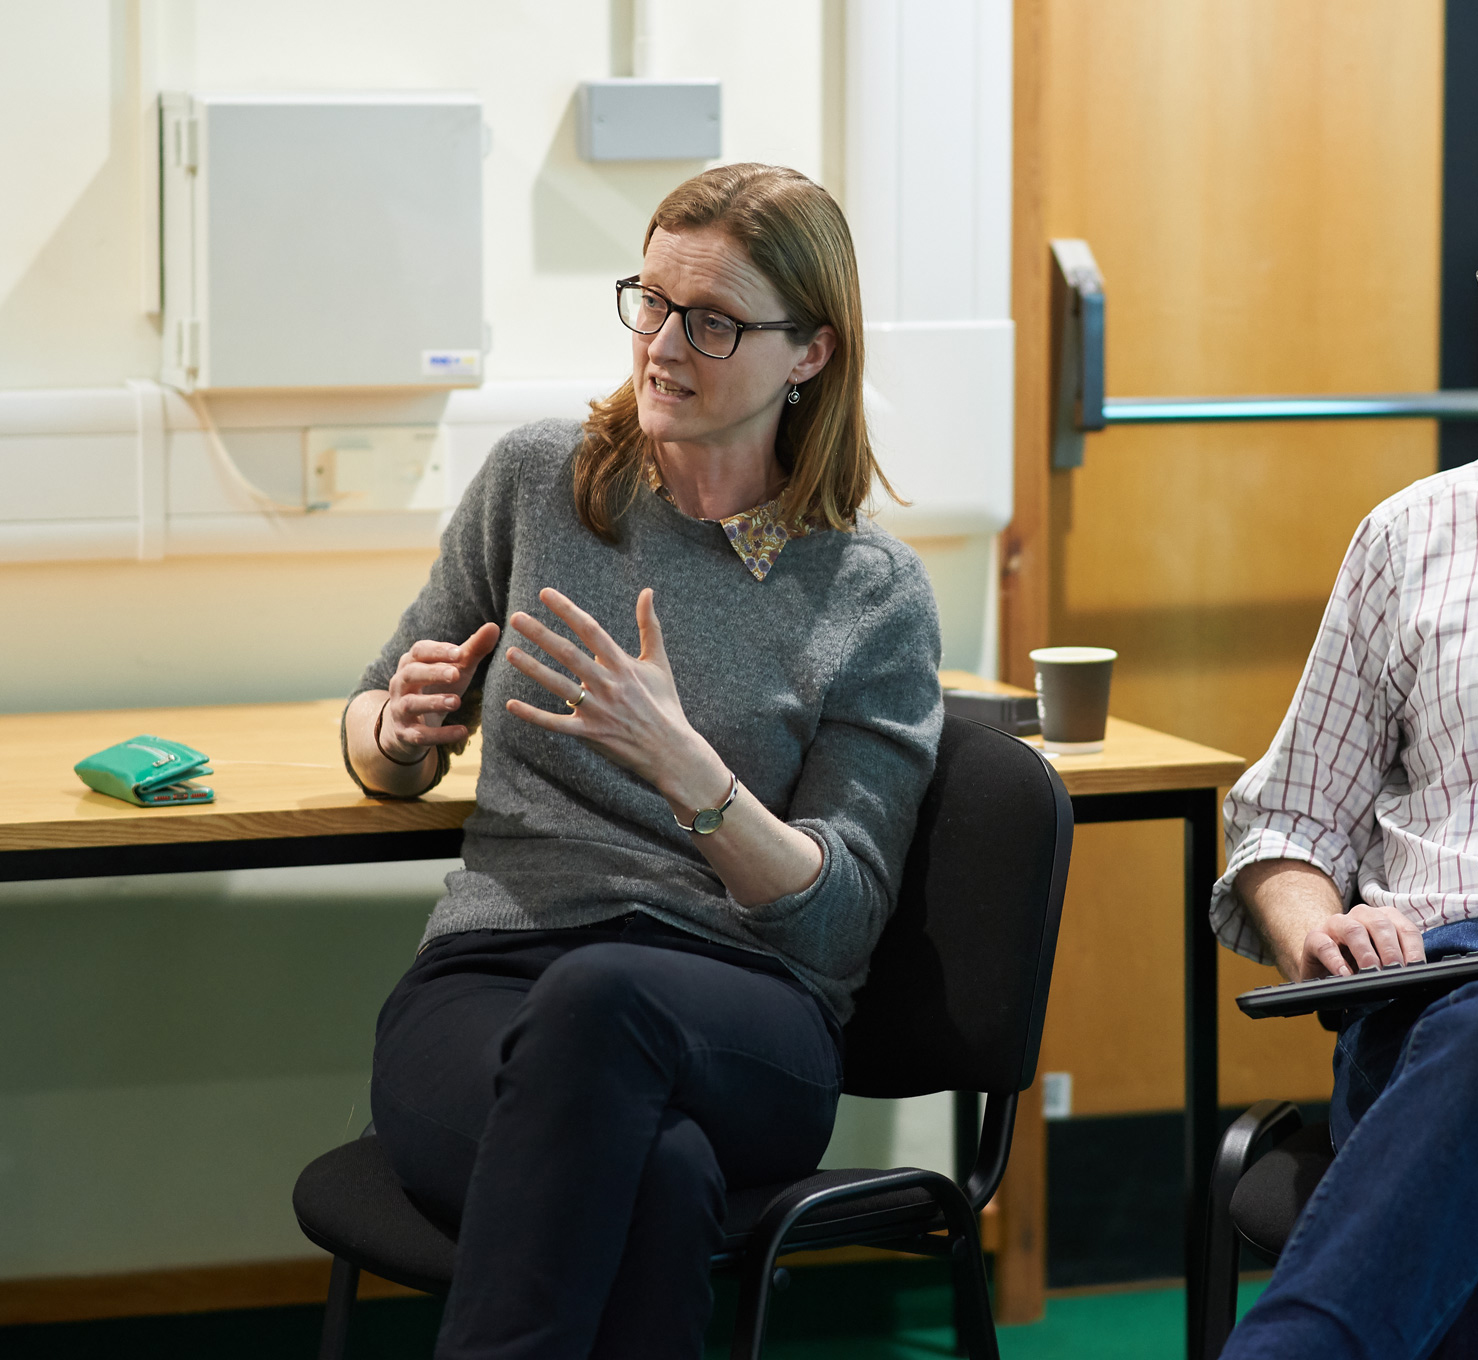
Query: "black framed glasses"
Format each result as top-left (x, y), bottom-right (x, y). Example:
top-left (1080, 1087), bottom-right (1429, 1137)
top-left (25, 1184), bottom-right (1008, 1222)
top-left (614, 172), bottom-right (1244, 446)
top-left (615, 276), bottom-right (797, 359)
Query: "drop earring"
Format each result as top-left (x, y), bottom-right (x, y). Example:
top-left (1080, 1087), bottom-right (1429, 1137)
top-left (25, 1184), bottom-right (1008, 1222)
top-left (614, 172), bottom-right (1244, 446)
top-left (787, 384), bottom-right (801, 405)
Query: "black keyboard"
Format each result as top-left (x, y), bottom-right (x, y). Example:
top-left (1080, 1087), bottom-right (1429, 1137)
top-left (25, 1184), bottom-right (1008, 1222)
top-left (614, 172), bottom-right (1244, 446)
top-left (1237, 951), bottom-right (1478, 1019)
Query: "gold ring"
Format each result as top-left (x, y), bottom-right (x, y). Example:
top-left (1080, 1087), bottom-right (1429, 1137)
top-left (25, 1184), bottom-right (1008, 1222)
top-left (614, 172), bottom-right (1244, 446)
top-left (566, 685), bottom-right (587, 709)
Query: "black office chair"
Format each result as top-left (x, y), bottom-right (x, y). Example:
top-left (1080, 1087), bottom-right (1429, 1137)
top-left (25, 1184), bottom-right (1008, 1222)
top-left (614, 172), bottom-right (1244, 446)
top-left (1197, 1099), bottom-right (1335, 1360)
top-left (293, 713), bottom-right (1074, 1360)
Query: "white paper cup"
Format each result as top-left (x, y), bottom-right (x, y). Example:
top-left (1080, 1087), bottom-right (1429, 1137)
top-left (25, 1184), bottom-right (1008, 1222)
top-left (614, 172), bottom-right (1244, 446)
top-left (1029, 646), bottom-right (1117, 753)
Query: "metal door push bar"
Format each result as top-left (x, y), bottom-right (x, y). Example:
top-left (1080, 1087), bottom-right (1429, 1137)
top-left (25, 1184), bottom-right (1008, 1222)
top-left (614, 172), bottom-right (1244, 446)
top-left (1050, 239), bottom-right (1478, 469)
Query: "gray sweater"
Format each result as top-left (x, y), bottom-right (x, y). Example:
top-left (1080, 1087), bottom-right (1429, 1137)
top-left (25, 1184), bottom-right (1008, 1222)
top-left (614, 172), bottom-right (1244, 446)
top-left (347, 419), bottom-right (943, 1022)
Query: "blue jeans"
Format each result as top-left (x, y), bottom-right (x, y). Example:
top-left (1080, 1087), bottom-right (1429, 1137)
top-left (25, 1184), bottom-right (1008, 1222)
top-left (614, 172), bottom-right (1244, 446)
top-left (1223, 921), bottom-right (1478, 1360)
top-left (370, 913), bottom-right (844, 1360)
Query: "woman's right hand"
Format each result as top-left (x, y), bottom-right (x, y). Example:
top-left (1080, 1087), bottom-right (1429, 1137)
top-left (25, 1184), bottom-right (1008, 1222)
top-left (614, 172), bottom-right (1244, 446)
top-left (347, 623), bottom-right (501, 796)
top-left (378, 622), bottom-right (502, 760)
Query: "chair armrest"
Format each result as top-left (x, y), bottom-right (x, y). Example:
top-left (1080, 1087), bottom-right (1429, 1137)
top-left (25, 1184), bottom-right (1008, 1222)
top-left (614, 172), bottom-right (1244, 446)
top-left (1212, 1100), bottom-right (1304, 1204)
top-left (960, 1090), bottom-right (1018, 1212)
top-left (1199, 1099), bottom-right (1304, 1360)
top-left (731, 1168), bottom-right (989, 1360)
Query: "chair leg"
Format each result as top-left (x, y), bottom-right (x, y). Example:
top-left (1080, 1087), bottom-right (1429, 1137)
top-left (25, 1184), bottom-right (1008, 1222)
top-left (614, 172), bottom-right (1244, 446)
top-left (949, 1231), bottom-right (1000, 1360)
top-left (729, 1253), bottom-right (781, 1360)
top-left (319, 1255), bottom-right (361, 1360)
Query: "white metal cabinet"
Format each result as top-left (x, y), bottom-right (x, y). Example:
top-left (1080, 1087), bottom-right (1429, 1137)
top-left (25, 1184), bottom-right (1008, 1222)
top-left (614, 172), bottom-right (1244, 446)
top-left (160, 91), bottom-right (484, 392)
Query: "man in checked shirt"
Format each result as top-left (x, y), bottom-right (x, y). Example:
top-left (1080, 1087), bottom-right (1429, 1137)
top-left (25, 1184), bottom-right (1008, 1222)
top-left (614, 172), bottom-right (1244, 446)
top-left (1213, 466), bottom-right (1478, 1360)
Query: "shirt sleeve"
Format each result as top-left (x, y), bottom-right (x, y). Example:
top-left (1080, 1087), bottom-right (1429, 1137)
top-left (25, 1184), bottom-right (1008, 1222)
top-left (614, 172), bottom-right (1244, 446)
top-left (340, 429), bottom-right (526, 797)
top-left (1210, 511), bottom-right (1405, 961)
top-left (736, 548), bottom-right (945, 992)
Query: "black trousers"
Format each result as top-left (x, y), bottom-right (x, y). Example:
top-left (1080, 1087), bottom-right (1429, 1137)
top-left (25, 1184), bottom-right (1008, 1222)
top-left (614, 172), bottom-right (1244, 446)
top-left (370, 913), bottom-right (844, 1360)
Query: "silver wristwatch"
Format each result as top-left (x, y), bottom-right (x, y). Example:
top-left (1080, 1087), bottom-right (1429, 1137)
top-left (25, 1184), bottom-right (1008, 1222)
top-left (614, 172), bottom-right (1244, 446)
top-left (675, 771), bottom-right (740, 835)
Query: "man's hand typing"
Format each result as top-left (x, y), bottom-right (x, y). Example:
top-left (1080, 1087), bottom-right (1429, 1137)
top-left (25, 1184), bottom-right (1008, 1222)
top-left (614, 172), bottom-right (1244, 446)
top-left (1236, 859), bottom-right (1426, 982)
top-left (1298, 903), bottom-right (1426, 979)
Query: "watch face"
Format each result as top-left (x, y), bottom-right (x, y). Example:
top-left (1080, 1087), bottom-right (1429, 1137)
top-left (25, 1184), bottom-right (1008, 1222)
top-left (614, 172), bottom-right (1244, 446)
top-left (692, 808), bottom-right (724, 835)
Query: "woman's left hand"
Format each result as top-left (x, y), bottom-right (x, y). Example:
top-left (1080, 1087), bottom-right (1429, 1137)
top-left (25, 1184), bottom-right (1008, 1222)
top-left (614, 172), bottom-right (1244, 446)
top-left (508, 585), bottom-right (822, 903)
top-left (504, 587), bottom-right (730, 810)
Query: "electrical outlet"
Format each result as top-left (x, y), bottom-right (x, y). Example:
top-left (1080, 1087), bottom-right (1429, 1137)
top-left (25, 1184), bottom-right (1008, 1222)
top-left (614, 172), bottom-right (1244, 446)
top-left (305, 426), bottom-right (446, 513)
top-left (1041, 1071), bottom-right (1073, 1120)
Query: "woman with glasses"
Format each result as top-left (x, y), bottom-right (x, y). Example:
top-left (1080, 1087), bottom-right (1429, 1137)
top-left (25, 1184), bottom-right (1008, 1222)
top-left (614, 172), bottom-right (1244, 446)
top-left (342, 162), bottom-right (943, 1360)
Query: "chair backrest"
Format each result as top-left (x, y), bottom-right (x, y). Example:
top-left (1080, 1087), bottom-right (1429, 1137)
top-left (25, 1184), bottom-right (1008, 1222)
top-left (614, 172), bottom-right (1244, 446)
top-left (841, 713), bottom-right (1073, 1099)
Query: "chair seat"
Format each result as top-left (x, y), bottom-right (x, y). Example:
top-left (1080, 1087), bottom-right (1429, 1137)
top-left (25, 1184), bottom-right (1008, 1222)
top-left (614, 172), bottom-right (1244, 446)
top-left (1228, 1119), bottom-right (1335, 1258)
top-left (293, 1137), bottom-right (951, 1296)
top-left (294, 1136), bottom-right (458, 1295)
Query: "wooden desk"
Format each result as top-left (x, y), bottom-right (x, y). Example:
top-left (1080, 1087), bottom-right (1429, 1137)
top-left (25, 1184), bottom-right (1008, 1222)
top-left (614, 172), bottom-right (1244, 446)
top-left (942, 672), bottom-right (1244, 1338)
top-left (939, 672), bottom-right (1243, 797)
top-left (0, 700), bottom-right (481, 878)
top-left (0, 693), bottom-right (1242, 1340)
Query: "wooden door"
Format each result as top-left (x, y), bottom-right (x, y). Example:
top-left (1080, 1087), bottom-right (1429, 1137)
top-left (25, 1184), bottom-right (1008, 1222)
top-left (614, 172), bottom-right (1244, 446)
top-left (1012, 0), bottom-right (1445, 1116)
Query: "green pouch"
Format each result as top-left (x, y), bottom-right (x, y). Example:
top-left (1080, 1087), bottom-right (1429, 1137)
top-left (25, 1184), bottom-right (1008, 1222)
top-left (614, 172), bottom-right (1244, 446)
top-left (74, 735), bottom-right (215, 806)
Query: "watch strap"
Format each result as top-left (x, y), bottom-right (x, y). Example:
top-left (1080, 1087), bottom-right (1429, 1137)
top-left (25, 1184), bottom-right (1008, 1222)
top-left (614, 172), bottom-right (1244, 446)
top-left (674, 771), bottom-right (740, 835)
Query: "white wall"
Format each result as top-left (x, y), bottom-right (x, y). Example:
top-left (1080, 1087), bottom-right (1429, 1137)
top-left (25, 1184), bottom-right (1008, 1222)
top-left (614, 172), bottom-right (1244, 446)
top-left (0, 0), bottom-right (1010, 1282)
top-left (0, 0), bottom-right (829, 389)
top-left (0, 0), bottom-right (822, 562)
top-left (0, 0), bottom-right (996, 673)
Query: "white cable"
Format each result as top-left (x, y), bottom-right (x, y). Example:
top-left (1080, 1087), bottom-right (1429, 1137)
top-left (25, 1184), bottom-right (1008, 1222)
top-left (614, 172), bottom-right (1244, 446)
top-left (179, 388), bottom-right (308, 516)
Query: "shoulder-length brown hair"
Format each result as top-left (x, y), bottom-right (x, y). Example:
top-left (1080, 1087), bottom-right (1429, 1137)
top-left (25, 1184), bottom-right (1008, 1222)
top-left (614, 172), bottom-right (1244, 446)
top-left (574, 163), bottom-right (896, 540)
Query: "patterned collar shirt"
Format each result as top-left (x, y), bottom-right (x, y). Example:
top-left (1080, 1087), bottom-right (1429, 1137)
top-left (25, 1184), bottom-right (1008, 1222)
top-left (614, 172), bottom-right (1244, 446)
top-left (642, 458), bottom-right (827, 582)
top-left (1212, 465), bottom-right (1478, 964)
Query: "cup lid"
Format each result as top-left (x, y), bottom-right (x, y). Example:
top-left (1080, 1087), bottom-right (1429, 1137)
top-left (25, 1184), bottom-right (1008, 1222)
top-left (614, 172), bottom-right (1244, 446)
top-left (1029, 646), bottom-right (1118, 663)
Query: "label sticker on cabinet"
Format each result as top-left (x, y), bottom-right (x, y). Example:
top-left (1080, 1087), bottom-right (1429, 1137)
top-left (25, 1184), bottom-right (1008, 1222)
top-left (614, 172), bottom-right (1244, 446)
top-left (421, 350), bottom-right (482, 379)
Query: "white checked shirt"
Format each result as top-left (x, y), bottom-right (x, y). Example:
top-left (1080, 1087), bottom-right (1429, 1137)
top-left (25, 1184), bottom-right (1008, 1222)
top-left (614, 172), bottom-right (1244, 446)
top-left (1212, 464), bottom-right (1478, 963)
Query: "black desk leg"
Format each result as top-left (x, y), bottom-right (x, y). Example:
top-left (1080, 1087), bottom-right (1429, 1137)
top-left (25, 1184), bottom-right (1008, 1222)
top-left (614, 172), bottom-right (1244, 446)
top-left (1184, 790), bottom-right (1220, 1356)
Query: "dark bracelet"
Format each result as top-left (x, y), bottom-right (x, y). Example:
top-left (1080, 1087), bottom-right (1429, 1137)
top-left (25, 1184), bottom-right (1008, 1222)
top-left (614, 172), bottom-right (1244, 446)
top-left (374, 697), bottom-right (432, 767)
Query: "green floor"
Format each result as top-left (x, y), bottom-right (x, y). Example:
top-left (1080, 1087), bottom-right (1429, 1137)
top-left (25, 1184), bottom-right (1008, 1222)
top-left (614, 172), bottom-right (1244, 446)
top-left (2, 1273), bottom-right (1268, 1359)
top-left (707, 1279), bottom-right (1269, 1360)
top-left (998, 1282), bottom-right (1268, 1360)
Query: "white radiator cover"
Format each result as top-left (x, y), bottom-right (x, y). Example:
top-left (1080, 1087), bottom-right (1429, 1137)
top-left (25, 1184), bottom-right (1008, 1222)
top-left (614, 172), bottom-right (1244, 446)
top-left (847, 0), bottom-right (1014, 538)
top-left (864, 319), bottom-right (1015, 537)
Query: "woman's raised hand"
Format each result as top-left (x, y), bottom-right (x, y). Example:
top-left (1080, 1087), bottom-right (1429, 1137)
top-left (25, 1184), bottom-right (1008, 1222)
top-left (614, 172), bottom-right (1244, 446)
top-left (379, 622), bottom-right (502, 762)
top-left (505, 588), bottom-right (730, 809)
